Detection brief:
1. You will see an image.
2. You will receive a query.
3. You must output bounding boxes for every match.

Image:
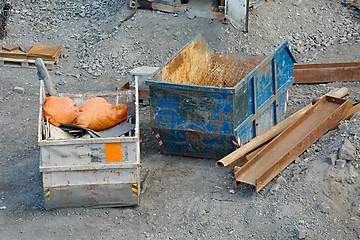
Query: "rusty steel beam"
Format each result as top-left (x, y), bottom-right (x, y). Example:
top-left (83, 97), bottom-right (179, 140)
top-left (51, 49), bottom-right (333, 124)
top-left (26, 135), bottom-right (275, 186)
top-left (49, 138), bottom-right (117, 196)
top-left (217, 87), bottom-right (349, 168)
top-left (293, 62), bottom-right (360, 84)
top-left (234, 95), bottom-right (352, 192)
top-left (343, 102), bottom-right (360, 121)
top-left (228, 143), bottom-right (266, 170)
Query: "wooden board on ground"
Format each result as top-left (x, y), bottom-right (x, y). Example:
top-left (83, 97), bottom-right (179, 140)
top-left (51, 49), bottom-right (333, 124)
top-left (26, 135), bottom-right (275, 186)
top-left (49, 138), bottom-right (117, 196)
top-left (0, 56), bottom-right (57, 70)
top-left (0, 44), bottom-right (61, 70)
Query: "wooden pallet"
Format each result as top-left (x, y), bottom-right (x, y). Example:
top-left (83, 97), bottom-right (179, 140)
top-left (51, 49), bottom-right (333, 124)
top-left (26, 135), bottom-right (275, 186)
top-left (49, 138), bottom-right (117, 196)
top-left (0, 56), bottom-right (57, 70)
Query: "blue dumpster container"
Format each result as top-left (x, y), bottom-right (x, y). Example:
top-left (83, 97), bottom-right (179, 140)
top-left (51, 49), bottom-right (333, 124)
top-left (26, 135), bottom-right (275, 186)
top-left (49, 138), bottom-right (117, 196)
top-left (146, 35), bottom-right (296, 159)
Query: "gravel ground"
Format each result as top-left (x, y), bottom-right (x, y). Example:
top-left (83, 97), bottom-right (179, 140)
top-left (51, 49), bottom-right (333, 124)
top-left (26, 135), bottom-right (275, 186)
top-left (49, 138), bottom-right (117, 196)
top-left (0, 0), bottom-right (359, 239)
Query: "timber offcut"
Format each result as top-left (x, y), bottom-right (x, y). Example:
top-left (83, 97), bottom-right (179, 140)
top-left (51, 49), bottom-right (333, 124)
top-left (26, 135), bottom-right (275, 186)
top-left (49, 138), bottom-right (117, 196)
top-left (0, 44), bottom-right (61, 69)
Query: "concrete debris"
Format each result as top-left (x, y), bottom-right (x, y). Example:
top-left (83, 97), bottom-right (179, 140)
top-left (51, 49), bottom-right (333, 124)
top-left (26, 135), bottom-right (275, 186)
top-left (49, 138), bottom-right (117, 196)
top-left (339, 139), bottom-right (357, 161)
top-left (292, 0), bottom-right (302, 7)
top-left (336, 159), bottom-right (347, 168)
top-left (270, 183), bottom-right (280, 194)
top-left (93, 69), bottom-right (102, 77)
top-left (349, 164), bottom-right (359, 178)
top-left (276, 176), bottom-right (287, 185)
top-left (326, 154), bottom-right (337, 165)
top-left (295, 226), bottom-right (306, 239)
top-left (318, 202), bottom-right (331, 214)
top-left (0, 1), bottom-right (11, 39)
top-left (13, 86), bottom-right (25, 94)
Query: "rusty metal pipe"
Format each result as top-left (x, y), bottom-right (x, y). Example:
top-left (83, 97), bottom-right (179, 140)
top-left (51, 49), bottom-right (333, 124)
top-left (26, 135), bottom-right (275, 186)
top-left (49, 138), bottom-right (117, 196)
top-left (217, 87), bottom-right (349, 167)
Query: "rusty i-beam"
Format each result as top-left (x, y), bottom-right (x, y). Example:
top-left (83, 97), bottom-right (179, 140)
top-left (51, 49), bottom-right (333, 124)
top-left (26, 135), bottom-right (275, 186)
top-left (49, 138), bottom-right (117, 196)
top-left (217, 87), bottom-right (349, 168)
top-left (234, 95), bottom-right (352, 192)
top-left (293, 62), bottom-right (360, 84)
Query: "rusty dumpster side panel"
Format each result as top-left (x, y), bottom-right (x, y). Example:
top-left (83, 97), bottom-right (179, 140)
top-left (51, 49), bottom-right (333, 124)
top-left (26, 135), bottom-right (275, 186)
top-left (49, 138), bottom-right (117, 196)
top-left (147, 35), bottom-right (296, 159)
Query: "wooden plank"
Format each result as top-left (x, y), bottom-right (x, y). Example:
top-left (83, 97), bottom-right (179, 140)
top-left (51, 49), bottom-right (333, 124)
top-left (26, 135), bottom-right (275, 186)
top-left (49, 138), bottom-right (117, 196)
top-left (293, 62), bottom-right (360, 84)
top-left (0, 56), bottom-right (55, 70)
top-left (1, 44), bottom-right (61, 63)
top-left (26, 45), bottom-right (61, 61)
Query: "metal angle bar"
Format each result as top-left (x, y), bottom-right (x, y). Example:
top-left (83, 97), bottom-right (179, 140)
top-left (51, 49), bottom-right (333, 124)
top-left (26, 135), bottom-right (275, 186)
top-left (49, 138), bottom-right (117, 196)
top-left (234, 95), bottom-right (352, 192)
top-left (293, 62), bottom-right (360, 84)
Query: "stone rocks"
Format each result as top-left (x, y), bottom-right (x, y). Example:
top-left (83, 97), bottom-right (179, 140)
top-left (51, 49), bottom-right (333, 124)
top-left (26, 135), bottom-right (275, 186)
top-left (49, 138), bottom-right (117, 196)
top-left (339, 37), bottom-right (348, 44)
top-left (336, 159), bottom-right (347, 168)
top-left (318, 202), bottom-right (330, 214)
top-left (13, 86), bottom-right (25, 94)
top-left (276, 176), bottom-right (287, 185)
top-left (292, 0), bottom-right (302, 7)
top-left (295, 226), bottom-right (306, 239)
top-left (326, 154), bottom-right (337, 165)
top-left (339, 139), bottom-right (357, 161)
top-left (93, 69), bottom-right (102, 77)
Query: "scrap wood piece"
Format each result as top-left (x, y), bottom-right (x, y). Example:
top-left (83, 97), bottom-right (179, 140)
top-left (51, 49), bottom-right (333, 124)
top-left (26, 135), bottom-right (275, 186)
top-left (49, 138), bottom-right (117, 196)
top-left (2, 44), bottom-right (24, 52)
top-left (0, 56), bottom-right (56, 69)
top-left (217, 87), bottom-right (349, 168)
top-left (234, 95), bottom-right (352, 192)
top-left (293, 62), bottom-right (360, 84)
top-left (0, 44), bottom-right (61, 60)
top-left (0, 44), bottom-right (61, 69)
top-left (0, 45), bottom-right (27, 59)
top-left (26, 45), bottom-right (61, 61)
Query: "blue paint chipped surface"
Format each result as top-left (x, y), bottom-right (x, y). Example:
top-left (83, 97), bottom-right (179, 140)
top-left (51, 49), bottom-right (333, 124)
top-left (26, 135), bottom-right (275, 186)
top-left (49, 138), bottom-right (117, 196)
top-left (146, 35), bottom-right (296, 159)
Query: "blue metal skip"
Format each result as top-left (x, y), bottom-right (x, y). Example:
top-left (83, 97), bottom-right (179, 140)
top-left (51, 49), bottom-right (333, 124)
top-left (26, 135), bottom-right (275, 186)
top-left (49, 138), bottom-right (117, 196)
top-left (147, 35), bottom-right (296, 159)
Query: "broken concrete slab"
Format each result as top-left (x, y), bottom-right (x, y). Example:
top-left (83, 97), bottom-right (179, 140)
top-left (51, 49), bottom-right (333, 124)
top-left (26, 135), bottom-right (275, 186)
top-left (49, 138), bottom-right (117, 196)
top-left (13, 86), bottom-right (25, 94)
top-left (326, 154), bottom-right (337, 165)
top-left (276, 176), bottom-right (287, 185)
top-left (336, 159), bottom-right (347, 168)
top-left (318, 202), bottom-right (331, 214)
top-left (339, 139), bottom-right (357, 161)
top-left (295, 226), bottom-right (306, 239)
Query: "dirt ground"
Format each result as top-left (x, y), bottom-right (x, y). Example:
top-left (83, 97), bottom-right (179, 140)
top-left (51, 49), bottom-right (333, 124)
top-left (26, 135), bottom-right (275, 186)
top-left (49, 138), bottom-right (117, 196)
top-left (0, 0), bottom-right (359, 239)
